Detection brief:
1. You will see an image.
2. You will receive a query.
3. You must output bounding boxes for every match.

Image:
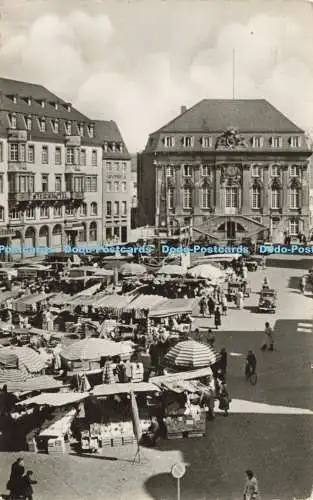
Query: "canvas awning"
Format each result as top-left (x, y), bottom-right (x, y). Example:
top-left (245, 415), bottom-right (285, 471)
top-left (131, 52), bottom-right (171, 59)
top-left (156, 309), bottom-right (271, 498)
top-left (96, 295), bottom-right (133, 311)
top-left (128, 294), bottom-right (167, 311)
top-left (92, 382), bottom-right (159, 397)
top-left (149, 367), bottom-right (213, 385)
top-left (0, 290), bottom-right (21, 305)
top-left (149, 298), bottom-right (195, 318)
top-left (0, 374), bottom-right (64, 392)
top-left (16, 391), bottom-right (89, 407)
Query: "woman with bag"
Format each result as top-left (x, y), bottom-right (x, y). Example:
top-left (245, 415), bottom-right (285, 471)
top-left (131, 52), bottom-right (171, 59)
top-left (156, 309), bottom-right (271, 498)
top-left (243, 469), bottom-right (260, 500)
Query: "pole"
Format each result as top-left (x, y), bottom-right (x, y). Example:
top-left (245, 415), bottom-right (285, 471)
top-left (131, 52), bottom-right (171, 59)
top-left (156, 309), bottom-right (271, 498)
top-left (177, 478), bottom-right (181, 500)
top-left (232, 49), bottom-right (235, 99)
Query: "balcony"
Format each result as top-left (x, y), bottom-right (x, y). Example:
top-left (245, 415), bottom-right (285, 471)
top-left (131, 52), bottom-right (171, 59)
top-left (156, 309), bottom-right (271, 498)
top-left (8, 219), bottom-right (25, 228)
top-left (7, 129), bottom-right (27, 142)
top-left (8, 162), bottom-right (30, 173)
top-left (9, 191), bottom-right (84, 203)
top-left (65, 135), bottom-right (81, 147)
top-left (65, 164), bottom-right (82, 174)
top-left (0, 227), bottom-right (18, 237)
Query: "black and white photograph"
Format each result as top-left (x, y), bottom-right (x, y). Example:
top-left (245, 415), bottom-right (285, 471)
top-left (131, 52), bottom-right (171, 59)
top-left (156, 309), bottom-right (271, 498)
top-left (0, 0), bottom-right (313, 498)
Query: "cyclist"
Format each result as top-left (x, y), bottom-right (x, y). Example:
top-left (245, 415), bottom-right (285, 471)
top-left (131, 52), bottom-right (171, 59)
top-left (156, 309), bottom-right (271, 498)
top-left (245, 350), bottom-right (257, 379)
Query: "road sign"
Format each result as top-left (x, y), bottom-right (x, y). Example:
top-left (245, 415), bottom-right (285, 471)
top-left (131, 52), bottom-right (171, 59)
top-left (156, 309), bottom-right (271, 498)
top-left (171, 462), bottom-right (186, 479)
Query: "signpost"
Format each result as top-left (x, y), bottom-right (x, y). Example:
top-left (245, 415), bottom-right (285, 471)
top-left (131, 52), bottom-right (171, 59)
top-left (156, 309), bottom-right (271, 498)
top-left (171, 463), bottom-right (186, 500)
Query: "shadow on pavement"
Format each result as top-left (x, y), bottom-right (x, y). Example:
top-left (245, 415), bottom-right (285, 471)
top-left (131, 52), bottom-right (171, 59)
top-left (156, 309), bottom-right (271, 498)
top-left (266, 258), bottom-right (313, 270)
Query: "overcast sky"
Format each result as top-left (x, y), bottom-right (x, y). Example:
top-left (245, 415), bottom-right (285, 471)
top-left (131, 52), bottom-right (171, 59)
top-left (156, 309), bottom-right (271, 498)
top-left (1, 0), bottom-right (313, 152)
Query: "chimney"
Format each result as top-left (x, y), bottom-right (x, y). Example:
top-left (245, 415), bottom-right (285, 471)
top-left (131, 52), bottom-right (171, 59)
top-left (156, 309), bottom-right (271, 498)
top-left (181, 105), bottom-right (187, 114)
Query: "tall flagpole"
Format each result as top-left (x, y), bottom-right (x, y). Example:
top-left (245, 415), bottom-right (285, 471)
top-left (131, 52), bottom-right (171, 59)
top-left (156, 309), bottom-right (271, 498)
top-left (232, 49), bottom-right (236, 99)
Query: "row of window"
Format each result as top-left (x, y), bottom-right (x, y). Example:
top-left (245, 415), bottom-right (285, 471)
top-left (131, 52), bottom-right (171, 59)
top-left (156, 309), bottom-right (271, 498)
top-left (8, 202), bottom-right (99, 220)
top-left (166, 164), bottom-right (303, 178)
top-left (13, 223), bottom-right (99, 243)
top-left (167, 186), bottom-right (302, 210)
top-left (8, 175), bottom-right (98, 193)
top-left (106, 181), bottom-right (128, 193)
top-left (7, 143), bottom-right (99, 167)
top-left (106, 201), bottom-right (128, 217)
top-left (8, 111), bottom-right (95, 138)
top-left (162, 135), bottom-right (302, 148)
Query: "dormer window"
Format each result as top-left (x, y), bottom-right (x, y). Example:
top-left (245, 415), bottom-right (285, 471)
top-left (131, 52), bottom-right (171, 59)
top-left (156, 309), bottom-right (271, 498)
top-left (66, 122), bottom-right (72, 135)
top-left (39, 118), bottom-right (46, 132)
top-left (270, 136), bottom-right (282, 148)
top-left (52, 120), bottom-right (59, 133)
top-left (9, 114), bottom-right (17, 129)
top-left (290, 136), bottom-right (301, 148)
top-left (12, 95), bottom-right (17, 104)
top-left (27, 97), bottom-right (32, 106)
top-left (182, 136), bottom-right (194, 148)
top-left (67, 103), bottom-right (72, 112)
top-left (25, 116), bottom-right (32, 131)
top-left (164, 136), bottom-right (175, 148)
top-left (103, 141), bottom-right (108, 153)
top-left (118, 143), bottom-right (124, 152)
top-left (78, 124), bottom-right (84, 136)
top-left (111, 142), bottom-right (116, 152)
top-left (201, 137), bottom-right (212, 148)
top-left (88, 125), bottom-right (94, 138)
top-left (41, 100), bottom-right (45, 108)
top-left (252, 136), bottom-right (264, 148)
top-left (55, 102), bottom-right (58, 110)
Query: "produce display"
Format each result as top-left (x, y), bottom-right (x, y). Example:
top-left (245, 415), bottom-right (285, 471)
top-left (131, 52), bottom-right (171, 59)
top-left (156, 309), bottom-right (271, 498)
top-left (165, 407), bottom-right (206, 438)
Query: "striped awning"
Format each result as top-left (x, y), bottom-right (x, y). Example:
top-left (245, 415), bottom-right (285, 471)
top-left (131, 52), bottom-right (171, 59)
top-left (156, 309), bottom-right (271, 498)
top-left (149, 298), bottom-right (195, 318)
top-left (60, 338), bottom-right (133, 362)
top-left (128, 294), bottom-right (167, 311)
top-left (164, 340), bottom-right (220, 369)
top-left (0, 347), bottom-right (46, 373)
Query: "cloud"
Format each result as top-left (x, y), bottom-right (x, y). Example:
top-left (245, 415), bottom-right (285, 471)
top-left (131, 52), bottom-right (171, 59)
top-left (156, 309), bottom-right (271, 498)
top-left (0, 3), bottom-right (313, 150)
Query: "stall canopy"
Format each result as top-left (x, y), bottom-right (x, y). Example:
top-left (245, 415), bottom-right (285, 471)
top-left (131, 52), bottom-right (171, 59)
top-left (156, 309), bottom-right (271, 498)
top-left (149, 367), bottom-right (213, 385)
top-left (164, 340), bottom-right (220, 369)
top-left (13, 293), bottom-right (56, 312)
top-left (49, 293), bottom-right (72, 306)
top-left (149, 298), bottom-right (195, 318)
top-left (156, 265), bottom-right (185, 277)
top-left (0, 290), bottom-right (21, 305)
top-left (16, 391), bottom-right (89, 407)
top-left (120, 263), bottom-right (146, 276)
top-left (157, 379), bottom-right (211, 394)
top-left (95, 294), bottom-right (133, 311)
top-left (128, 294), bottom-right (167, 311)
top-left (0, 346), bottom-right (46, 373)
top-left (60, 338), bottom-right (133, 362)
top-left (92, 382), bottom-right (159, 397)
top-left (3, 374), bottom-right (64, 393)
top-left (187, 264), bottom-right (225, 280)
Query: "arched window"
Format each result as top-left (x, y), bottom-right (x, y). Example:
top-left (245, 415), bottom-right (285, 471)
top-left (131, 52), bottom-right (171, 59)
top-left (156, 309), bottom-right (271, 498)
top-left (89, 222), bottom-right (97, 242)
top-left (201, 186), bottom-right (211, 209)
top-left (52, 224), bottom-right (62, 235)
top-left (90, 202), bottom-right (98, 216)
top-left (251, 186), bottom-right (261, 209)
top-left (78, 223), bottom-right (87, 242)
top-left (183, 187), bottom-right (192, 209)
top-left (271, 188), bottom-right (280, 209)
top-left (167, 187), bottom-right (174, 209)
top-left (0, 206), bottom-right (4, 221)
top-left (289, 187), bottom-right (300, 209)
top-left (80, 203), bottom-right (87, 217)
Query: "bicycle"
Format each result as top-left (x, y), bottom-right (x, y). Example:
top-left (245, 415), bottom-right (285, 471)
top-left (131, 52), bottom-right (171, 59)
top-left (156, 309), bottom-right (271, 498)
top-left (245, 364), bottom-right (258, 385)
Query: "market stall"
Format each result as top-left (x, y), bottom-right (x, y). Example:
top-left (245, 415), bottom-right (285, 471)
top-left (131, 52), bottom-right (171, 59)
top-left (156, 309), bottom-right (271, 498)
top-left (82, 382), bottom-right (161, 450)
top-left (13, 293), bottom-right (56, 314)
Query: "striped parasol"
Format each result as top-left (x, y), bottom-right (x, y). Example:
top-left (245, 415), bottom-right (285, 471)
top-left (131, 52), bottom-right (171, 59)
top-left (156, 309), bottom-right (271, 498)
top-left (164, 340), bottom-right (220, 369)
top-left (60, 338), bottom-right (133, 362)
top-left (120, 263), bottom-right (146, 276)
top-left (0, 347), bottom-right (46, 374)
top-left (156, 265), bottom-right (185, 277)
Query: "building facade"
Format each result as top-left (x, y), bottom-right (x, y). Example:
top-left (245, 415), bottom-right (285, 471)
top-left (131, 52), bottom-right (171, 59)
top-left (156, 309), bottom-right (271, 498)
top-left (0, 77), bottom-right (131, 259)
top-left (138, 100), bottom-right (312, 242)
top-left (97, 120), bottom-right (132, 244)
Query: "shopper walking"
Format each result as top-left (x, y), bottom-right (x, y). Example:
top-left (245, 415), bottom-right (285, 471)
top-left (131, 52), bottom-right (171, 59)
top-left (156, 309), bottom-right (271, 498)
top-left (214, 307), bottom-right (221, 330)
top-left (261, 322), bottom-right (274, 351)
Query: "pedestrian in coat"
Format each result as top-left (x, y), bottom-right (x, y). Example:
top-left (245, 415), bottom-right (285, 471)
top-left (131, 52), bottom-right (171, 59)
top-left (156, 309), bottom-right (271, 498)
top-left (219, 347), bottom-right (227, 378)
top-left (214, 307), bottom-right (221, 330)
top-left (207, 297), bottom-right (215, 318)
top-left (300, 276), bottom-right (306, 294)
top-left (199, 297), bottom-right (207, 317)
top-left (7, 457), bottom-right (25, 499)
top-left (218, 382), bottom-right (231, 416)
top-left (221, 294), bottom-right (228, 316)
